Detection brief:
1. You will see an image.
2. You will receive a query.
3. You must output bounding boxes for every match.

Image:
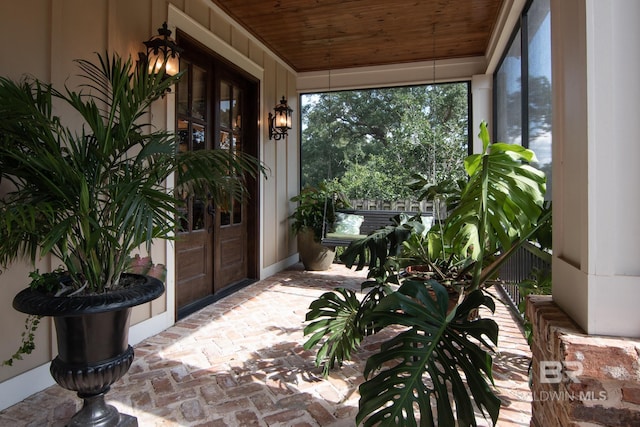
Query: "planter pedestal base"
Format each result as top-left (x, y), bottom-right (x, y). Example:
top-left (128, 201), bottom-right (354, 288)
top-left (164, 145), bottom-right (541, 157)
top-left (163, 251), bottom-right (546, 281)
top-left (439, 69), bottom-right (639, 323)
top-left (68, 393), bottom-right (137, 427)
top-left (51, 344), bottom-right (137, 427)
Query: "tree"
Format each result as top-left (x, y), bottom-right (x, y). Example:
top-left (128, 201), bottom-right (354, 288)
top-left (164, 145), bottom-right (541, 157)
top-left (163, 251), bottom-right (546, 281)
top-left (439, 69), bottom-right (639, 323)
top-left (301, 83), bottom-right (469, 201)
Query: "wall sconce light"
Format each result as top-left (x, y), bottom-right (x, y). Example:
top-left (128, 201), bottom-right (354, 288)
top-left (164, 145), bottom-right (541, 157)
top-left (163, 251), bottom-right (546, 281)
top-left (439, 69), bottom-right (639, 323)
top-left (140, 22), bottom-right (183, 77)
top-left (268, 96), bottom-right (293, 140)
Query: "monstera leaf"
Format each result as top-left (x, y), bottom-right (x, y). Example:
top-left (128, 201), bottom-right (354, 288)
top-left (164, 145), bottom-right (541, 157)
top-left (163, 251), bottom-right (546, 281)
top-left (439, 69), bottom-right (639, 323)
top-left (303, 286), bottom-right (388, 376)
top-left (444, 122), bottom-right (546, 290)
top-left (340, 213), bottom-right (424, 274)
top-left (356, 279), bottom-right (500, 427)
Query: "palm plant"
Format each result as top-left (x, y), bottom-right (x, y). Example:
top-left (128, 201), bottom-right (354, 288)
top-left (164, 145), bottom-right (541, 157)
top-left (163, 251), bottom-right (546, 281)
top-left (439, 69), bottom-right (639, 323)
top-left (303, 122), bottom-right (548, 426)
top-left (289, 180), bottom-right (350, 242)
top-left (0, 53), bottom-right (263, 295)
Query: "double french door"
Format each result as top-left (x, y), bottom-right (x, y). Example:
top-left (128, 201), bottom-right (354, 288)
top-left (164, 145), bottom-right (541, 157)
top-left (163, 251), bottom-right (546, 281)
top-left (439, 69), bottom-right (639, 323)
top-left (175, 35), bottom-right (259, 317)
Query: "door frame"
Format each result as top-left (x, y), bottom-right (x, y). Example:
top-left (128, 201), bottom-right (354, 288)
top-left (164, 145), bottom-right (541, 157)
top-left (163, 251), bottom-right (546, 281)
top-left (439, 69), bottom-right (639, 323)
top-left (174, 31), bottom-right (261, 317)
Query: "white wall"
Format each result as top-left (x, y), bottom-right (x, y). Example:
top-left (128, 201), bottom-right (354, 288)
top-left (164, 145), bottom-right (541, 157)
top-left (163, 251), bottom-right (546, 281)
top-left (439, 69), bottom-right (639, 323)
top-left (471, 75), bottom-right (493, 153)
top-left (297, 57), bottom-right (486, 93)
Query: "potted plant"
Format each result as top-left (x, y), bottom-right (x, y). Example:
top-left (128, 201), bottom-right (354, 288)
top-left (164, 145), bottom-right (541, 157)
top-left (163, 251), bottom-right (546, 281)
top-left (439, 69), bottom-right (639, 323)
top-left (303, 122), bottom-right (549, 426)
top-left (289, 181), bottom-right (349, 270)
top-left (0, 53), bottom-right (263, 426)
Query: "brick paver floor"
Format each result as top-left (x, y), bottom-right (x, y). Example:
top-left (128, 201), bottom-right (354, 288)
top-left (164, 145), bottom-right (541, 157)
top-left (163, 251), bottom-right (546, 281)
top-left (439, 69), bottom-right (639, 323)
top-left (0, 263), bottom-right (532, 426)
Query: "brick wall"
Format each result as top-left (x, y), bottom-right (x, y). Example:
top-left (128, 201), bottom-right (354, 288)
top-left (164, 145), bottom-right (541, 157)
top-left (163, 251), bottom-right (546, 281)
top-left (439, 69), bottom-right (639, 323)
top-left (527, 296), bottom-right (640, 426)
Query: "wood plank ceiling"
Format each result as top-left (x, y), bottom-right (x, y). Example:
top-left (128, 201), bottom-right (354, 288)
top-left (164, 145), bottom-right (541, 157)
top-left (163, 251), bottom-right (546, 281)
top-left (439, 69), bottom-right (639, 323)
top-left (208, 0), bottom-right (505, 73)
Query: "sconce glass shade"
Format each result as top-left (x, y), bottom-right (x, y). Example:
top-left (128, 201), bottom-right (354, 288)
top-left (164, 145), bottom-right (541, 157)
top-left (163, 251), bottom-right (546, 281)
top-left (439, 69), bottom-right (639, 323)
top-left (269, 96), bottom-right (293, 140)
top-left (143, 22), bottom-right (183, 77)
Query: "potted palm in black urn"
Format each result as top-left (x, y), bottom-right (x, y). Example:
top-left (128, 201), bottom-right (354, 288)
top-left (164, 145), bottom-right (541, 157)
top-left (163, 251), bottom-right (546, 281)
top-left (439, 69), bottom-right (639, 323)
top-left (0, 53), bottom-right (263, 426)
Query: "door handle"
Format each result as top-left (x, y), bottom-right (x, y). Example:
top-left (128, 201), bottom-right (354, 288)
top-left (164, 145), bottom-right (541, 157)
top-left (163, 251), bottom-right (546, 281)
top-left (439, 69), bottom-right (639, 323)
top-left (207, 204), bottom-right (215, 233)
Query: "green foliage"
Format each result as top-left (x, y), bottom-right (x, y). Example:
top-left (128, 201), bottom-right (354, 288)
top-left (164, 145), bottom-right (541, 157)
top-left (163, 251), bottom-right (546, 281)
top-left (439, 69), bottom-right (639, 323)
top-left (2, 314), bottom-right (40, 367)
top-left (518, 268), bottom-right (552, 345)
top-left (302, 285), bottom-right (387, 376)
top-left (357, 280), bottom-right (500, 427)
top-left (340, 121), bottom-right (547, 289)
top-left (340, 213), bottom-right (424, 276)
top-left (301, 84), bottom-right (469, 200)
top-left (0, 52), bottom-right (264, 293)
top-left (530, 202), bottom-right (553, 251)
top-left (408, 174), bottom-right (465, 215)
top-left (289, 180), bottom-right (349, 241)
top-left (338, 162), bottom-right (399, 200)
top-left (28, 269), bottom-right (66, 293)
top-left (303, 288), bottom-right (363, 376)
top-left (517, 269), bottom-right (552, 311)
top-left (303, 121), bottom-right (549, 426)
top-left (446, 122), bottom-right (546, 290)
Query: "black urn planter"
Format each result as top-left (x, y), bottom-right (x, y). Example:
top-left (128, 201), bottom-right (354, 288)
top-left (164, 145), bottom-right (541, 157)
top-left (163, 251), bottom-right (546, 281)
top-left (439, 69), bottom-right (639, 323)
top-left (13, 274), bottom-right (165, 427)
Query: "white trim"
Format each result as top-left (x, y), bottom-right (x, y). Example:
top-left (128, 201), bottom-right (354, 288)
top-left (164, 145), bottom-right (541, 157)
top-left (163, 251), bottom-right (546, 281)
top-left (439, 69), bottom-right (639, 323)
top-left (261, 254), bottom-right (300, 280)
top-left (163, 87), bottom-right (177, 328)
top-left (258, 84), bottom-right (266, 278)
top-left (471, 74), bottom-right (493, 153)
top-left (169, 3), bottom-right (271, 290)
top-left (296, 57), bottom-right (485, 93)
top-left (128, 310), bottom-right (173, 345)
top-left (168, 5), bottom-right (264, 80)
top-left (485, 0), bottom-right (527, 74)
top-left (202, 1), bottom-right (296, 75)
top-left (0, 363), bottom-right (54, 410)
top-left (0, 311), bottom-right (174, 412)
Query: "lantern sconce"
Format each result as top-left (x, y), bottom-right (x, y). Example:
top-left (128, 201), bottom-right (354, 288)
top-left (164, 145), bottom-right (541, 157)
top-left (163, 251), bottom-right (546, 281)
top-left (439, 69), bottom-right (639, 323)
top-left (268, 96), bottom-right (293, 140)
top-left (139, 22), bottom-right (183, 78)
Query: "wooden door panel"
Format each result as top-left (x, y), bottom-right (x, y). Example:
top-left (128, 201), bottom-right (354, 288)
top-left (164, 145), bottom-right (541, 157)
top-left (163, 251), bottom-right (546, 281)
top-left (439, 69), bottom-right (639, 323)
top-left (176, 230), bottom-right (212, 308)
top-left (216, 225), bottom-right (247, 290)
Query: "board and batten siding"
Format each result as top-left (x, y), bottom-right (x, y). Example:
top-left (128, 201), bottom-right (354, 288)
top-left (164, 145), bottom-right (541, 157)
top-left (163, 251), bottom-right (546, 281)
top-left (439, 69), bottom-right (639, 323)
top-left (0, 0), bottom-right (299, 410)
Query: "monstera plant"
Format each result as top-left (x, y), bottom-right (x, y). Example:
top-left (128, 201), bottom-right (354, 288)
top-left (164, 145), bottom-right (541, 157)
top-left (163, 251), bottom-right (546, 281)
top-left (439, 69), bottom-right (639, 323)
top-left (303, 122), bottom-right (548, 426)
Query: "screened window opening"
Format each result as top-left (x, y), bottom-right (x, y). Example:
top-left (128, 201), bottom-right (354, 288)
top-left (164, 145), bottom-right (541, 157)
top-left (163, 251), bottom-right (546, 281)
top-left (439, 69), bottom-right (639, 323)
top-left (300, 82), bottom-right (470, 211)
top-left (494, 0), bottom-right (552, 199)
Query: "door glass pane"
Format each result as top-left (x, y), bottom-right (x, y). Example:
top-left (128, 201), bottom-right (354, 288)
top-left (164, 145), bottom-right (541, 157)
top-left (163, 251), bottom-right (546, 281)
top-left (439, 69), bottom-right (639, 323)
top-left (192, 123), bottom-right (206, 151)
top-left (178, 119), bottom-right (189, 152)
top-left (232, 88), bottom-right (241, 131)
top-left (192, 65), bottom-right (207, 120)
top-left (178, 197), bottom-right (189, 232)
top-left (220, 131), bottom-right (231, 150)
top-left (220, 82), bottom-right (231, 128)
top-left (218, 82), bottom-right (244, 226)
top-left (177, 60), bottom-right (188, 116)
top-left (220, 199), bottom-right (231, 226)
top-left (233, 198), bottom-right (242, 224)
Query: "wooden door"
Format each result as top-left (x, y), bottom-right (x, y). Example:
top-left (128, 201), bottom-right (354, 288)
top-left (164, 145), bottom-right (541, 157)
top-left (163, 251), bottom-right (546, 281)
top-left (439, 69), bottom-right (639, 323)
top-left (214, 81), bottom-right (248, 290)
top-left (175, 60), bottom-right (214, 311)
top-left (175, 35), bottom-right (260, 317)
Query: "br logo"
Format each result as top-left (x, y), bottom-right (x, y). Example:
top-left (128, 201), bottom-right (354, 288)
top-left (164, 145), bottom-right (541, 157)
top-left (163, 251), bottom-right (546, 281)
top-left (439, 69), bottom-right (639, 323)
top-left (540, 361), bottom-right (583, 383)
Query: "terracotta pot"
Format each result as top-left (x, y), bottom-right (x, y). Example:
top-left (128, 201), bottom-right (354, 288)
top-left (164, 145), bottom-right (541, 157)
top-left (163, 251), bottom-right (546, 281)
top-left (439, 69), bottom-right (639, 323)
top-left (297, 228), bottom-right (335, 271)
top-left (13, 274), bottom-right (165, 427)
top-left (404, 266), bottom-right (467, 315)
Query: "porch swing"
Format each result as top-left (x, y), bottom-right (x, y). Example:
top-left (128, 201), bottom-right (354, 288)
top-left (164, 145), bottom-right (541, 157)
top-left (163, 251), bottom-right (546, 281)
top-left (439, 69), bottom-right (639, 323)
top-left (316, 32), bottom-right (437, 250)
top-left (313, 58), bottom-right (373, 249)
